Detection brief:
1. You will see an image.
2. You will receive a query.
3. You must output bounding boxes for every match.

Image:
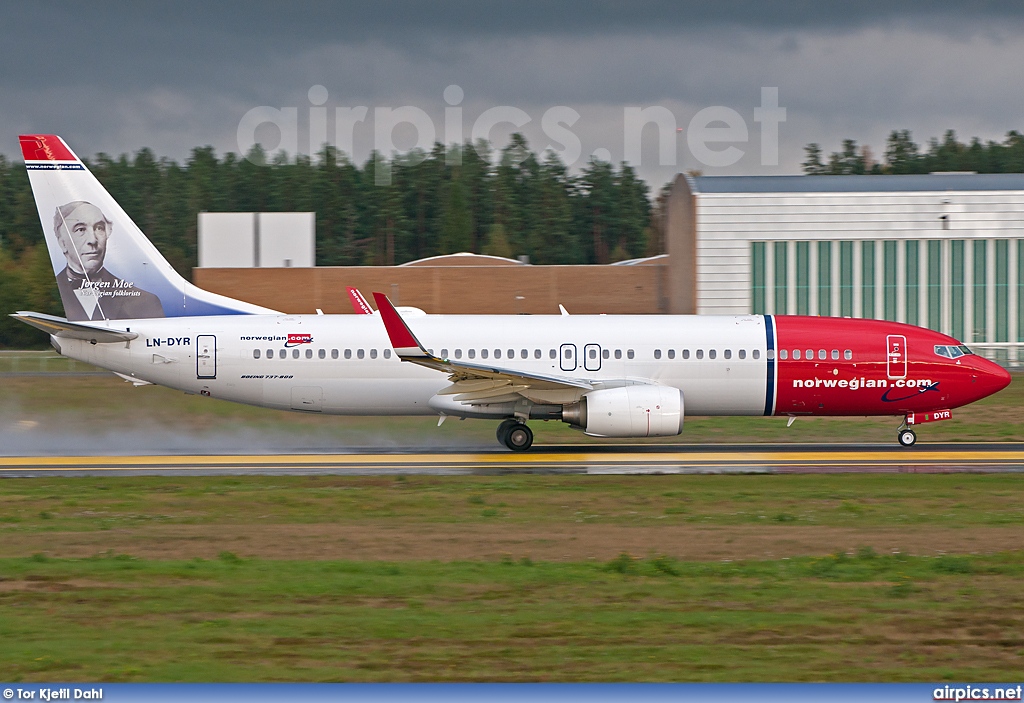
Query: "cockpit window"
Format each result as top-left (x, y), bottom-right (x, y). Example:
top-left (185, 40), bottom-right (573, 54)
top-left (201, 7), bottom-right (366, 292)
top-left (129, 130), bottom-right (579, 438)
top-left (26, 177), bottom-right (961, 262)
top-left (934, 344), bottom-right (974, 359)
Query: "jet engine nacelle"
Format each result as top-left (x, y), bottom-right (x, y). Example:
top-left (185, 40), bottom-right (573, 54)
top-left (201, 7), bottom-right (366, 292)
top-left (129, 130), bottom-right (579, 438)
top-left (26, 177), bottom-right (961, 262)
top-left (563, 385), bottom-right (683, 437)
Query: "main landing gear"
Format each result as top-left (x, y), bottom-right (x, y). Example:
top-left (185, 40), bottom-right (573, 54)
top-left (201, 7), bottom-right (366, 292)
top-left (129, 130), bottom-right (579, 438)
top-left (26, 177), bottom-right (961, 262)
top-left (497, 418), bottom-right (533, 451)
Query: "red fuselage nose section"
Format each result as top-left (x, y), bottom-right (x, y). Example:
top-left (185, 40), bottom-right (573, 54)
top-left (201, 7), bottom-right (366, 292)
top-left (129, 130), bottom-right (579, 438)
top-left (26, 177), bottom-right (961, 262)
top-left (771, 316), bottom-right (1011, 417)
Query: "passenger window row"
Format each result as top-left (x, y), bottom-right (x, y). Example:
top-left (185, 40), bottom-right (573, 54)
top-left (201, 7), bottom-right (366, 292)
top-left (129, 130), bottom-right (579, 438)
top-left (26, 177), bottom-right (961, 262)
top-left (653, 349), bottom-right (762, 361)
top-left (777, 349), bottom-right (853, 361)
top-left (253, 348), bottom-right (393, 360)
top-left (437, 348), bottom-right (639, 361)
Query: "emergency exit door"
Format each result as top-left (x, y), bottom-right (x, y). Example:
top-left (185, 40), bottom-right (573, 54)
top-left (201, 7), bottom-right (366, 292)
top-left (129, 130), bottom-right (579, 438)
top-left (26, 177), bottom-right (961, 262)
top-left (560, 344), bottom-right (577, 371)
top-left (197, 335), bottom-right (217, 379)
top-left (886, 335), bottom-right (906, 379)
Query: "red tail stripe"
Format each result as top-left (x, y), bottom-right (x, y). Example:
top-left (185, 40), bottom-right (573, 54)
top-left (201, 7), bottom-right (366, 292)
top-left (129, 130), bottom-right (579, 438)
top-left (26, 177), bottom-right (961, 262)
top-left (19, 135), bottom-right (77, 162)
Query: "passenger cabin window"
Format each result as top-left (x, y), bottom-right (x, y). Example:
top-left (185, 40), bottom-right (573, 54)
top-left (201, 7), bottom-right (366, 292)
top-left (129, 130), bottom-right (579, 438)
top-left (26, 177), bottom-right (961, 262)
top-left (468, 349), bottom-right (476, 359)
top-left (739, 349), bottom-right (746, 359)
top-left (806, 349), bottom-right (813, 360)
top-left (494, 349), bottom-right (501, 359)
top-left (291, 349), bottom-right (298, 359)
top-left (602, 349), bottom-right (609, 359)
top-left (615, 350), bottom-right (622, 359)
top-left (764, 350), bottom-right (772, 359)
top-left (627, 349), bottom-right (635, 359)
top-left (534, 349), bottom-right (541, 359)
top-left (344, 349), bottom-right (352, 359)
top-left (383, 349), bottom-right (391, 359)
top-left (818, 349), bottom-right (826, 360)
top-left (331, 349), bottom-right (339, 359)
top-left (589, 348), bottom-right (598, 359)
top-left (318, 349), bottom-right (326, 359)
top-left (654, 349), bottom-right (662, 359)
top-left (441, 349), bottom-right (449, 358)
top-left (831, 349), bottom-right (839, 360)
top-left (481, 349), bottom-right (488, 359)
top-left (709, 349), bottom-right (717, 360)
top-left (521, 350), bottom-right (528, 359)
top-left (305, 349), bottom-right (312, 359)
top-left (370, 349), bottom-right (378, 359)
top-left (682, 349), bottom-right (690, 359)
top-left (267, 349), bottom-right (274, 359)
top-left (780, 349), bottom-right (789, 360)
top-left (551, 349), bottom-right (558, 359)
top-left (455, 349), bottom-right (462, 359)
top-left (253, 349), bottom-right (261, 359)
top-left (696, 349), bottom-right (704, 360)
top-left (667, 349), bottom-right (675, 359)
top-left (508, 349), bottom-right (515, 359)
top-left (844, 350), bottom-right (852, 360)
top-left (724, 349), bottom-right (732, 360)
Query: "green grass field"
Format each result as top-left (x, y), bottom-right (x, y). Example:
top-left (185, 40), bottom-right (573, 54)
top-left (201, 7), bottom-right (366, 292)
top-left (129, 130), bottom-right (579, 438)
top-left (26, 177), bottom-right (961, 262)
top-left (2, 364), bottom-right (1023, 681)
top-left (1, 474), bottom-right (1022, 681)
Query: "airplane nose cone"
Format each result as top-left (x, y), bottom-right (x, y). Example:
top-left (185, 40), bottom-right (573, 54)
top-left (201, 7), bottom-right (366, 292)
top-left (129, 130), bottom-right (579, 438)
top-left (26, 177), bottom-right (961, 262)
top-left (972, 356), bottom-right (1012, 399)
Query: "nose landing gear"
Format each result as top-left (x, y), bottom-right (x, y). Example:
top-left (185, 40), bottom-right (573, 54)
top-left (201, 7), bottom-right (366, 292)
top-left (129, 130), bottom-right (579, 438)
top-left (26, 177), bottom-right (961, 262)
top-left (897, 428), bottom-right (917, 447)
top-left (496, 418), bottom-right (533, 451)
top-left (896, 416), bottom-right (917, 447)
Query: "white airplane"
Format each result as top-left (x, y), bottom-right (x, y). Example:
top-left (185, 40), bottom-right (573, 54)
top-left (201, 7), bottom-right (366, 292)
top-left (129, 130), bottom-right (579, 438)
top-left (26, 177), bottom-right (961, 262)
top-left (12, 135), bottom-right (1011, 450)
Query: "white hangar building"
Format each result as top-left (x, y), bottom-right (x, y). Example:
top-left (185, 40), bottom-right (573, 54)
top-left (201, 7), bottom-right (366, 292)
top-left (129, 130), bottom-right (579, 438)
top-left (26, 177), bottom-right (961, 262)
top-left (664, 173), bottom-right (1024, 349)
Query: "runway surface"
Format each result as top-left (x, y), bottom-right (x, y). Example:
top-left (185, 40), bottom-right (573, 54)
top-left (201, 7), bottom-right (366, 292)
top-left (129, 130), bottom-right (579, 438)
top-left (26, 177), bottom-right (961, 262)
top-left (2, 443), bottom-right (1024, 477)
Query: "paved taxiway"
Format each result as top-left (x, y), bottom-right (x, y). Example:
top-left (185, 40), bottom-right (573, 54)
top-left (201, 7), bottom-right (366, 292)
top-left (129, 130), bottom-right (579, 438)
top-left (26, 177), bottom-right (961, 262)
top-left (2, 443), bottom-right (1024, 477)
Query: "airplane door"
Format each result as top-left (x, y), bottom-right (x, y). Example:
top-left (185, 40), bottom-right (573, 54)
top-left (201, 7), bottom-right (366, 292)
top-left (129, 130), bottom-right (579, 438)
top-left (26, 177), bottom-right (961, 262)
top-left (584, 344), bottom-right (602, 371)
top-left (560, 344), bottom-right (577, 371)
top-left (886, 335), bottom-right (907, 379)
top-left (197, 335), bottom-right (217, 379)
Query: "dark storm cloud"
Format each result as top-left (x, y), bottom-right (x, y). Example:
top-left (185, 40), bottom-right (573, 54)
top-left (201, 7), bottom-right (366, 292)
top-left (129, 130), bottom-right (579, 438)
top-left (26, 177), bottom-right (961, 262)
top-left (6, 0), bottom-right (1024, 91)
top-left (3, 2), bottom-right (1024, 180)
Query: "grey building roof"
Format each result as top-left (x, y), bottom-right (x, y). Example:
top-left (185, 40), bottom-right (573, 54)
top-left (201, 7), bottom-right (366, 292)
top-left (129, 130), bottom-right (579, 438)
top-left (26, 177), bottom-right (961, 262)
top-left (690, 173), bottom-right (1024, 194)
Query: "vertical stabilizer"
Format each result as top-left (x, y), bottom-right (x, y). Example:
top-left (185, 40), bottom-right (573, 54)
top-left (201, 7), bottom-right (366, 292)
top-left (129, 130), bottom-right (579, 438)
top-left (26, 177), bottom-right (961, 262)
top-left (19, 134), bottom-right (278, 321)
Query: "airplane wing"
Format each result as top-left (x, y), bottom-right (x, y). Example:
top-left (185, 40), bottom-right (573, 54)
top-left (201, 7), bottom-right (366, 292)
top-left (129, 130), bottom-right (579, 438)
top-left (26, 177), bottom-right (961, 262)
top-left (347, 287), bottom-right (374, 314)
top-left (371, 293), bottom-right (593, 401)
top-left (11, 311), bottom-right (138, 343)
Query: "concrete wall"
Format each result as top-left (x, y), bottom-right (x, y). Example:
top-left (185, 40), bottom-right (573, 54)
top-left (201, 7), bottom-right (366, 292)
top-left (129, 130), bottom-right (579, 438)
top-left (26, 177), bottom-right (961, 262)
top-left (197, 212), bottom-right (315, 268)
top-left (193, 262), bottom-right (670, 315)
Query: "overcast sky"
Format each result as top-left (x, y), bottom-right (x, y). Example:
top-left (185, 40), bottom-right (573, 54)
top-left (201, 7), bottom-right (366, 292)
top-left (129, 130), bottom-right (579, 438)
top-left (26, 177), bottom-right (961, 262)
top-left (5, 1), bottom-right (1024, 187)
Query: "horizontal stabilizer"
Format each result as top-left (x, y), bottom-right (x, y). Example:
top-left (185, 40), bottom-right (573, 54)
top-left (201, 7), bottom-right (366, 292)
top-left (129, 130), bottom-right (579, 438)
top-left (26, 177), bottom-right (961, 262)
top-left (11, 311), bottom-right (138, 343)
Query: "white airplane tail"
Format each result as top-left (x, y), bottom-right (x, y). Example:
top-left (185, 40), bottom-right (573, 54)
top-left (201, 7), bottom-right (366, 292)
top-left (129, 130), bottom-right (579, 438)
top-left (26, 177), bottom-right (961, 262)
top-left (19, 134), bottom-right (278, 322)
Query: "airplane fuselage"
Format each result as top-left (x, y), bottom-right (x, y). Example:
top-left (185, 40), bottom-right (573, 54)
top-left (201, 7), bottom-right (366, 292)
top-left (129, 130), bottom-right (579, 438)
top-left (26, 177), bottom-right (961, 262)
top-left (53, 312), bottom-right (1008, 422)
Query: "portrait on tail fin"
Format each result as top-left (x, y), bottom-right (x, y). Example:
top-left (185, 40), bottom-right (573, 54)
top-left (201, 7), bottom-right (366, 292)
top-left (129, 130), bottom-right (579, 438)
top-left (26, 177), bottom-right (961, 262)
top-left (53, 200), bottom-right (164, 321)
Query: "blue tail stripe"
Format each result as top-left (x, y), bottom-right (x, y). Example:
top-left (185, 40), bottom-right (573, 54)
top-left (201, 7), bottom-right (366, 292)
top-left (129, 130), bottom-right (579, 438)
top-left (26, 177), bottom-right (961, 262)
top-left (764, 315), bottom-right (776, 416)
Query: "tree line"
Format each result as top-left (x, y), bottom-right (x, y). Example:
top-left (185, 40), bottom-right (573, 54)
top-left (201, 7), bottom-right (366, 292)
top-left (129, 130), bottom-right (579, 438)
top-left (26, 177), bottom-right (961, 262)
top-left (0, 135), bottom-right (659, 348)
top-left (803, 129), bottom-right (1024, 175)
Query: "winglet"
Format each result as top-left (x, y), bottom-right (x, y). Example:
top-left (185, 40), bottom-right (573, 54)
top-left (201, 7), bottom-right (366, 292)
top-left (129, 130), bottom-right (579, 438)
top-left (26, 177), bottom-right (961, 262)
top-left (372, 292), bottom-right (430, 358)
top-left (347, 287), bottom-right (374, 314)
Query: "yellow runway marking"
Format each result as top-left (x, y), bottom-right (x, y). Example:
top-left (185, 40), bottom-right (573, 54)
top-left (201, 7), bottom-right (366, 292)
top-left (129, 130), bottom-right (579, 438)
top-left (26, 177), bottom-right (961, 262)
top-left (1, 449), bottom-right (1023, 470)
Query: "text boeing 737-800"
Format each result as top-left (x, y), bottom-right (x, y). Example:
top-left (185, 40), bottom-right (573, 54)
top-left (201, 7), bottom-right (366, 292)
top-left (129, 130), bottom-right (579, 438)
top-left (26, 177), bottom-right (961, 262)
top-left (11, 135), bottom-right (1011, 450)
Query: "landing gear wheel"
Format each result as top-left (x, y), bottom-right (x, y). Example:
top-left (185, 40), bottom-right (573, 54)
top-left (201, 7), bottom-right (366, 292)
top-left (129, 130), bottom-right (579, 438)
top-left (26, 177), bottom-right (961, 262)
top-left (898, 429), bottom-right (917, 447)
top-left (504, 423), bottom-right (534, 451)
top-left (496, 419), bottom-right (518, 446)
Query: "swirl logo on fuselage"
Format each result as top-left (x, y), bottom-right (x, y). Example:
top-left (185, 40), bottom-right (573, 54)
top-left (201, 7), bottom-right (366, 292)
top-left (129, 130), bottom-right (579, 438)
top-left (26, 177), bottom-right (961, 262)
top-left (284, 333), bottom-right (313, 347)
top-left (880, 381), bottom-right (940, 403)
